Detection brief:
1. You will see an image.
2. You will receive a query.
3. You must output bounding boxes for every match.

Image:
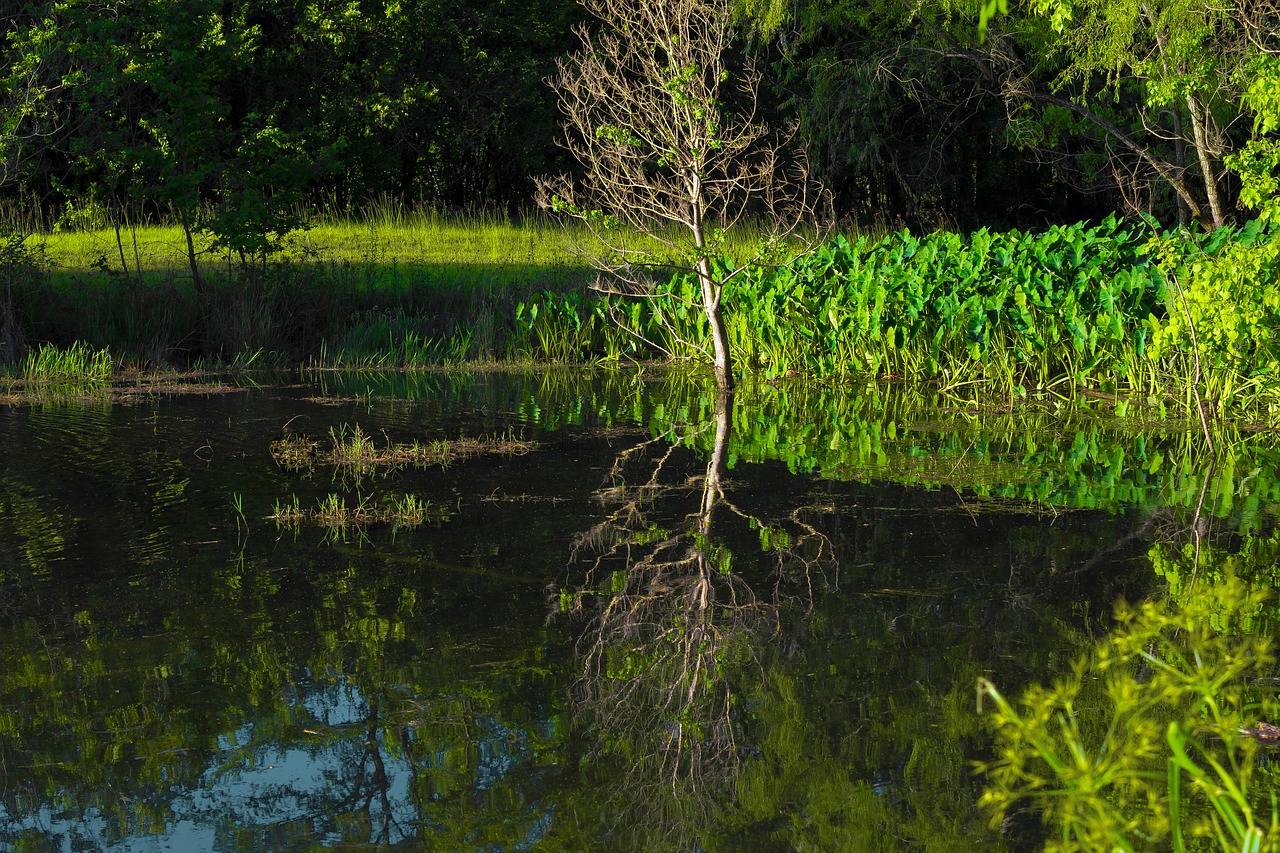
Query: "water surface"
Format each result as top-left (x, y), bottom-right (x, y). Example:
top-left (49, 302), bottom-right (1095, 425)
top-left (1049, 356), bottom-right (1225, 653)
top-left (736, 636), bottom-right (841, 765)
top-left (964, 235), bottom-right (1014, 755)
top-left (0, 370), bottom-right (1272, 850)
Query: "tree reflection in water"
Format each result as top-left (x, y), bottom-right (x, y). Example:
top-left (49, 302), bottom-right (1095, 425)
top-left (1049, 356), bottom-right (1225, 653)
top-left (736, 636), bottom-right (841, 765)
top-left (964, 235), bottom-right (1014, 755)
top-left (561, 385), bottom-right (836, 843)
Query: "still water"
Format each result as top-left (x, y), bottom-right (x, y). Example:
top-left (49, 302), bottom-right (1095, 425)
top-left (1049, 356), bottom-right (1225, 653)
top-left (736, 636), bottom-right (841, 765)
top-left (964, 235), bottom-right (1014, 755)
top-left (0, 370), bottom-right (1273, 850)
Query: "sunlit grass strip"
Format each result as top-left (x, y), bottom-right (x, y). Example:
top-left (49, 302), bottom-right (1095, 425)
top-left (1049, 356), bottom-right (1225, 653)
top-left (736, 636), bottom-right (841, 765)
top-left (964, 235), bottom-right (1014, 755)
top-left (270, 426), bottom-right (537, 473)
top-left (270, 492), bottom-right (446, 532)
top-left (27, 208), bottom-right (785, 274)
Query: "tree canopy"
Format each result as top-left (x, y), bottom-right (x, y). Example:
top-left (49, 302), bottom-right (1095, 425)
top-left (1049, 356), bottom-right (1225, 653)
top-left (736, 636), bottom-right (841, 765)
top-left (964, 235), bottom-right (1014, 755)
top-left (0, 0), bottom-right (1277, 230)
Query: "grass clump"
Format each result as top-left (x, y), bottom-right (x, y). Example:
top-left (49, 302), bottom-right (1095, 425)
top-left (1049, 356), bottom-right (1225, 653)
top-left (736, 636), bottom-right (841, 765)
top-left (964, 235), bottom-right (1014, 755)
top-left (3, 340), bottom-right (114, 401)
top-left (22, 341), bottom-right (112, 383)
top-left (270, 492), bottom-right (446, 535)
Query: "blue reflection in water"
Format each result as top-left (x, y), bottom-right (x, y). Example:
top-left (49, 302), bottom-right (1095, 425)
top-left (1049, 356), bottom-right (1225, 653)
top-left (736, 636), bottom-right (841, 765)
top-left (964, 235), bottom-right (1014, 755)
top-left (0, 678), bottom-right (552, 850)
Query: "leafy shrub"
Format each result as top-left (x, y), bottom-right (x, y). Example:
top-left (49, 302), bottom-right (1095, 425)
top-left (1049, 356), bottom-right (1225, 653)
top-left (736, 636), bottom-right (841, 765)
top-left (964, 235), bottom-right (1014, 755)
top-left (1149, 223), bottom-right (1280, 408)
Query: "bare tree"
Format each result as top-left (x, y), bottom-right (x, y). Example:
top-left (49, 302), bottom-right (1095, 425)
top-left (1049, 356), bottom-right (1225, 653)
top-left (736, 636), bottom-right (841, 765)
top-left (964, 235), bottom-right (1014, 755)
top-left (536, 0), bottom-right (823, 390)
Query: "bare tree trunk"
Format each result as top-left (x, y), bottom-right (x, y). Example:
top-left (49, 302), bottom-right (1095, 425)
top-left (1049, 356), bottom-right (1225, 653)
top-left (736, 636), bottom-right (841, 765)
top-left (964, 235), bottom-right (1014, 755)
top-left (113, 219), bottom-right (131, 282)
top-left (1173, 108), bottom-right (1189, 227)
top-left (1185, 95), bottom-right (1226, 229)
top-left (696, 256), bottom-right (733, 391)
top-left (179, 207), bottom-right (202, 294)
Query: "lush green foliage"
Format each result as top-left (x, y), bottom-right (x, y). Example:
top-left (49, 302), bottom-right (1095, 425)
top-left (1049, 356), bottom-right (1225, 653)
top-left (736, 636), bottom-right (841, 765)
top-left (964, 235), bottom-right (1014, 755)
top-left (514, 217), bottom-right (1280, 416)
top-left (688, 216), bottom-right (1164, 386)
top-left (3, 0), bottom-right (1277, 237)
top-left (10, 206), bottom-right (1280, 423)
top-left (1149, 223), bottom-right (1280, 411)
top-left (3, 0), bottom-right (582, 218)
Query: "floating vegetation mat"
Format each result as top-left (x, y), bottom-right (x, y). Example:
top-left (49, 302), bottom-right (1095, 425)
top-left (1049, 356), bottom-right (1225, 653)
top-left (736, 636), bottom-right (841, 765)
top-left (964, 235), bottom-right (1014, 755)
top-left (269, 492), bottom-right (448, 534)
top-left (270, 424), bottom-right (537, 476)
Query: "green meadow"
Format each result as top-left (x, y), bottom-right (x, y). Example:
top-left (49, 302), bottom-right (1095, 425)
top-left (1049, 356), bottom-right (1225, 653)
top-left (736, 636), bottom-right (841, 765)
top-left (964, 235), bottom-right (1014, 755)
top-left (34, 210), bottom-right (588, 274)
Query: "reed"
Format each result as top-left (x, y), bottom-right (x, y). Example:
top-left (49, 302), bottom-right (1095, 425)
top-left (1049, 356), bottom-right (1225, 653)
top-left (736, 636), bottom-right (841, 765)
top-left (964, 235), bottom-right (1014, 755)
top-left (7, 340), bottom-right (115, 401)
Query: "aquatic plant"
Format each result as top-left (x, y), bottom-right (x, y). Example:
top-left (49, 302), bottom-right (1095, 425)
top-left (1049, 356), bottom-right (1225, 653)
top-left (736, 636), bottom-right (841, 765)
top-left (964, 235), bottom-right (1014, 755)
top-left (269, 492), bottom-right (446, 533)
top-left (328, 424), bottom-right (381, 476)
top-left (506, 218), bottom-right (1280, 417)
top-left (977, 579), bottom-right (1280, 852)
top-left (270, 427), bottom-right (536, 476)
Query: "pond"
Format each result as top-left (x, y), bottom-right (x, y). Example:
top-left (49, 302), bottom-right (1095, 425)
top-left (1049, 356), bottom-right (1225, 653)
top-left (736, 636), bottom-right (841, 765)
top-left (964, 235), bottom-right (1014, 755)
top-left (0, 369), bottom-right (1275, 850)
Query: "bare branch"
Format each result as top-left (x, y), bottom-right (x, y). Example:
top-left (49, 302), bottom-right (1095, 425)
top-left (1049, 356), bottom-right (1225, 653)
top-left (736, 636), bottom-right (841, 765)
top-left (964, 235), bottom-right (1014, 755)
top-left (537, 0), bottom-right (828, 388)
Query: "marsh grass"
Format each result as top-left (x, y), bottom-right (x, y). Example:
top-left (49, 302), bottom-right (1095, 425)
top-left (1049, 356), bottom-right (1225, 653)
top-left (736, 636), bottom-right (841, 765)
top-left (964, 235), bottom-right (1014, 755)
top-left (1, 340), bottom-right (114, 401)
top-left (271, 426), bottom-right (536, 477)
top-left (22, 341), bottom-right (112, 382)
top-left (15, 203), bottom-right (1280, 422)
top-left (270, 492), bottom-right (446, 535)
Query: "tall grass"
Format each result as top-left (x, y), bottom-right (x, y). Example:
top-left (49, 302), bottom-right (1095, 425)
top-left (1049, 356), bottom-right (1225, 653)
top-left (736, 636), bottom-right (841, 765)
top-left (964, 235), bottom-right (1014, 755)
top-left (21, 341), bottom-right (112, 382)
top-left (1, 340), bottom-right (114, 401)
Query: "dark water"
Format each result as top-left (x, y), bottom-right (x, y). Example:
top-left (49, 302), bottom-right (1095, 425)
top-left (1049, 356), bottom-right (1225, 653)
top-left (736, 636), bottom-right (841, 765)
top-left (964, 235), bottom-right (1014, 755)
top-left (0, 370), bottom-right (1273, 850)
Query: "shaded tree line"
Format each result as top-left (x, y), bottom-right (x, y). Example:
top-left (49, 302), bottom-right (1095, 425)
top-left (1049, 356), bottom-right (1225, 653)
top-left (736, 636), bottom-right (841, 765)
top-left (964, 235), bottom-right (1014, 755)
top-left (1, 0), bottom-right (1277, 233)
top-left (1, 0), bottom-right (584, 228)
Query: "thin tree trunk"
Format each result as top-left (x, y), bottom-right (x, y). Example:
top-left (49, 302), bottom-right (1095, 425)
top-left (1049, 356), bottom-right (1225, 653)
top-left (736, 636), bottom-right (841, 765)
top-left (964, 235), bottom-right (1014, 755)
top-left (696, 253), bottom-right (733, 391)
top-left (691, 181), bottom-right (734, 390)
top-left (1173, 108), bottom-right (1188, 227)
top-left (1185, 95), bottom-right (1226, 229)
top-left (113, 218), bottom-right (130, 282)
top-left (178, 207), bottom-right (202, 294)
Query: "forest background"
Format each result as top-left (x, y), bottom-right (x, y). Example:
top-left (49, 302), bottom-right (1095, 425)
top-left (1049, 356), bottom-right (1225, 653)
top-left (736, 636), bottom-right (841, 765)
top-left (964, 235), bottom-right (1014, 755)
top-left (4, 0), bottom-right (1275, 234)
